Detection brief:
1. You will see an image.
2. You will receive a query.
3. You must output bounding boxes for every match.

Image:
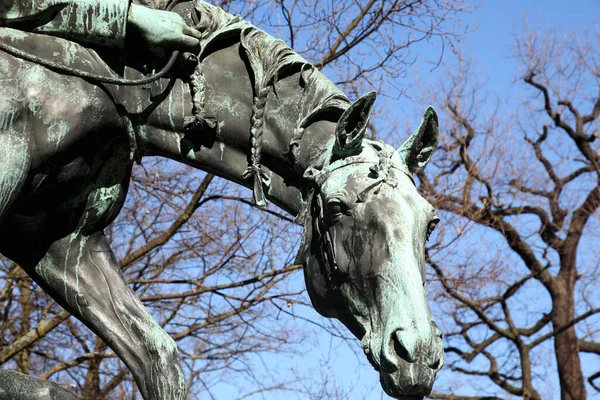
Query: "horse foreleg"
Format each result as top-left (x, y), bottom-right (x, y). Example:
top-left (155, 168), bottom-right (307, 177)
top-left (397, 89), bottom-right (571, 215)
top-left (26, 231), bottom-right (186, 400)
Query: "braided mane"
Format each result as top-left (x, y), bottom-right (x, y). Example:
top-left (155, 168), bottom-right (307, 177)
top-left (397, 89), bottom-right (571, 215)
top-left (184, 0), bottom-right (350, 206)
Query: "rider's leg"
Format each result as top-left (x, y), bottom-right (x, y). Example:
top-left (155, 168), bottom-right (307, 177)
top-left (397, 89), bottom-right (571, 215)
top-left (26, 230), bottom-right (186, 400)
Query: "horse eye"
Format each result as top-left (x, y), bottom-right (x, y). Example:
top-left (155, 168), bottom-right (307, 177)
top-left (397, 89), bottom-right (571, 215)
top-left (426, 217), bottom-right (440, 241)
top-left (328, 199), bottom-right (349, 217)
top-left (330, 203), bottom-right (342, 215)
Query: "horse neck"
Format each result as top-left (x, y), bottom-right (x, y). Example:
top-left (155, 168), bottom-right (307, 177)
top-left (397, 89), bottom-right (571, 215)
top-left (137, 64), bottom-right (344, 217)
top-left (137, 12), bottom-right (349, 216)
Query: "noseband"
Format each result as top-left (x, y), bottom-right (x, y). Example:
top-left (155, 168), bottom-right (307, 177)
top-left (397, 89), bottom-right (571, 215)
top-left (299, 145), bottom-right (412, 291)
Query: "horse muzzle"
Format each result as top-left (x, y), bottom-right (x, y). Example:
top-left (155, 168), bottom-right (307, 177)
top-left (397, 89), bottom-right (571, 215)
top-left (380, 362), bottom-right (436, 399)
top-left (364, 320), bottom-right (444, 398)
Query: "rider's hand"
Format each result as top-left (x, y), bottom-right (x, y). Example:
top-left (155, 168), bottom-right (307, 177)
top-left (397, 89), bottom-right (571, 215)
top-left (127, 4), bottom-right (202, 51)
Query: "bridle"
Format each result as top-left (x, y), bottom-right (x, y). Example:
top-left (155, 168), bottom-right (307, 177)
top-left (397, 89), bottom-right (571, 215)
top-left (300, 145), bottom-right (413, 291)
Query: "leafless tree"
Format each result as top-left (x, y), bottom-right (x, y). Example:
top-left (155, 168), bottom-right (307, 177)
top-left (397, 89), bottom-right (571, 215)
top-left (420, 24), bottom-right (600, 400)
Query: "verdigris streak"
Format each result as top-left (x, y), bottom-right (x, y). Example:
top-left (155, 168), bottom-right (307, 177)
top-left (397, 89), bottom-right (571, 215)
top-left (0, 1), bottom-right (444, 399)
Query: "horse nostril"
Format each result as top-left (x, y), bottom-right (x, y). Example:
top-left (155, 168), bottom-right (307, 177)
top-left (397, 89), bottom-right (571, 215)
top-left (429, 355), bottom-right (443, 370)
top-left (394, 330), bottom-right (417, 363)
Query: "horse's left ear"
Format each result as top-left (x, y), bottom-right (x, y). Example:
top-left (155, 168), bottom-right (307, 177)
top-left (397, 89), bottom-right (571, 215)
top-left (397, 106), bottom-right (439, 172)
top-left (333, 92), bottom-right (377, 158)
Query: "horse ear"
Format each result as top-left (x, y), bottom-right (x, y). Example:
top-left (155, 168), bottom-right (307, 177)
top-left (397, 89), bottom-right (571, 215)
top-left (332, 92), bottom-right (377, 158)
top-left (397, 106), bottom-right (439, 172)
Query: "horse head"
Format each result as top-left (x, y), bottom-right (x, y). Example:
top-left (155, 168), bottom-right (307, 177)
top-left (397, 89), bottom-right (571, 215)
top-left (296, 93), bottom-right (443, 398)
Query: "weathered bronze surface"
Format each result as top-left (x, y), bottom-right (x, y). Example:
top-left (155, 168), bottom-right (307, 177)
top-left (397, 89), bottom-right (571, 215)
top-left (0, 1), bottom-right (443, 399)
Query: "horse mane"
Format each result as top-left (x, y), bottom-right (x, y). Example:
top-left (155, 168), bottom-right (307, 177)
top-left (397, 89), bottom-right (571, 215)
top-left (186, 0), bottom-right (351, 177)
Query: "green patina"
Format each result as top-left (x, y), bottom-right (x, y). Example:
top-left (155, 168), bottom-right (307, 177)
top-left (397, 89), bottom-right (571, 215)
top-left (34, 255), bottom-right (55, 288)
top-left (186, 147), bottom-right (197, 160)
top-left (5, 0), bottom-right (129, 47)
top-left (73, 233), bottom-right (90, 315)
top-left (62, 231), bottom-right (75, 300)
top-left (397, 106), bottom-right (439, 171)
top-left (298, 103), bottom-right (442, 394)
top-left (191, 0), bottom-right (349, 202)
top-left (64, 41), bottom-right (80, 66)
top-left (0, 102), bottom-right (19, 131)
top-left (219, 141), bottom-right (225, 161)
top-left (137, 315), bottom-right (186, 398)
top-left (27, 98), bottom-right (41, 115)
top-left (224, 70), bottom-right (236, 80)
top-left (140, 316), bottom-right (179, 355)
top-left (3, 29), bottom-right (28, 41)
top-left (21, 64), bottom-right (56, 94)
top-left (136, 123), bottom-right (148, 141)
top-left (0, 125), bottom-right (29, 217)
top-left (0, 57), bottom-right (10, 74)
top-left (127, 4), bottom-right (168, 47)
top-left (47, 120), bottom-right (71, 148)
top-left (167, 85), bottom-right (176, 130)
top-left (61, 225), bottom-right (90, 315)
top-left (90, 184), bottom-right (122, 216)
top-left (177, 133), bottom-right (197, 160)
top-left (214, 94), bottom-right (245, 120)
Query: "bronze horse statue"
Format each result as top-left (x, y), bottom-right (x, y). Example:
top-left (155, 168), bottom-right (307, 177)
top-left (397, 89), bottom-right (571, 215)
top-left (0, 1), bottom-right (443, 398)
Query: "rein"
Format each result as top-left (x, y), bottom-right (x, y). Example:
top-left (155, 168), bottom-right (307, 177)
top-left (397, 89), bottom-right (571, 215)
top-left (0, 40), bottom-right (182, 85)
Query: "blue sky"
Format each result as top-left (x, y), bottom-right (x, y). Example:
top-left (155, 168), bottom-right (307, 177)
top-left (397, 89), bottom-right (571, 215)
top-left (398, 0), bottom-right (600, 124)
top-left (459, 0), bottom-right (599, 93)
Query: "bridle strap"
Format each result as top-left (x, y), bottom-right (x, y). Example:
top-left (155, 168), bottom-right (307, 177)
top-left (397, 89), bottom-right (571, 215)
top-left (313, 193), bottom-right (341, 290)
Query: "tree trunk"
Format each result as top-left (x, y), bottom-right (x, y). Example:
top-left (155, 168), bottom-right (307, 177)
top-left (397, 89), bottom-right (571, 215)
top-left (82, 339), bottom-right (107, 399)
top-left (552, 279), bottom-right (586, 400)
top-left (16, 277), bottom-right (31, 374)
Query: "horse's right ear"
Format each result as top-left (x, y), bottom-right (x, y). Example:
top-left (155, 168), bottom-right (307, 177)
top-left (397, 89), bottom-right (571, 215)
top-left (332, 92), bottom-right (376, 159)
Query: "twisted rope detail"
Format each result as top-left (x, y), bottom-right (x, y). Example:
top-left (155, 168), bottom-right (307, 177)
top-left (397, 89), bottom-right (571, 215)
top-left (243, 86), bottom-right (270, 206)
top-left (184, 63), bottom-right (217, 132)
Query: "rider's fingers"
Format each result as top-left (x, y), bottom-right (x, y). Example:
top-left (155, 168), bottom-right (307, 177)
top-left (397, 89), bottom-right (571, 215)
top-left (182, 25), bottom-right (203, 40)
top-left (179, 36), bottom-right (200, 50)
